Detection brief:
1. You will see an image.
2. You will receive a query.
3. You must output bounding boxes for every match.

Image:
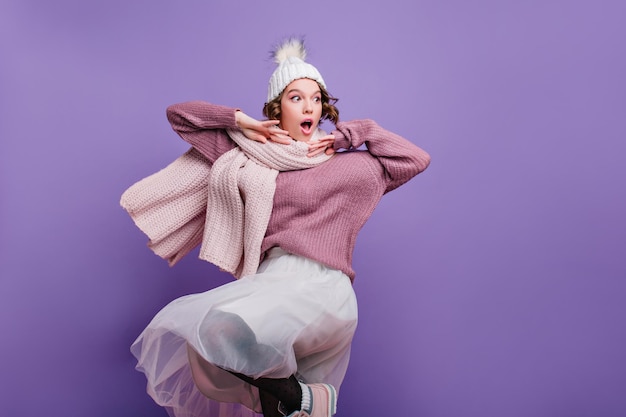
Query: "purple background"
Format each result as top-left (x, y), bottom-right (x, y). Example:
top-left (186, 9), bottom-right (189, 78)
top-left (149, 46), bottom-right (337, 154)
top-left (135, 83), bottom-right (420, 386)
top-left (2, 1), bottom-right (625, 416)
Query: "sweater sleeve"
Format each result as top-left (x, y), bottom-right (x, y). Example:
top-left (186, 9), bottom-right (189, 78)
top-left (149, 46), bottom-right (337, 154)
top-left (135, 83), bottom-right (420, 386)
top-left (166, 101), bottom-right (239, 163)
top-left (332, 119), bottom-right (431, 192)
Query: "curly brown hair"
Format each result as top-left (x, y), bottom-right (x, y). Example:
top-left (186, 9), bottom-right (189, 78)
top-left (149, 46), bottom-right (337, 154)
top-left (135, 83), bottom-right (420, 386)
top-left (262, 81), bottom-right (340, 124)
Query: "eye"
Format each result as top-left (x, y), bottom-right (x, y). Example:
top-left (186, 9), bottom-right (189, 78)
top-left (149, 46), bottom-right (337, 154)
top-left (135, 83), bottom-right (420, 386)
top-left (313, 96), bottom-right (321, 103)
top-left (290, 95), bottom-right (301, 102)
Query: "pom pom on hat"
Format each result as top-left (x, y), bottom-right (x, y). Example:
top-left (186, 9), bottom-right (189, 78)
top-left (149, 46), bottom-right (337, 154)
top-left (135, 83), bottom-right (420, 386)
top-left (273, 37), bottom-right (307, 64)
top-left (267, 37), bottom-right (326, 102)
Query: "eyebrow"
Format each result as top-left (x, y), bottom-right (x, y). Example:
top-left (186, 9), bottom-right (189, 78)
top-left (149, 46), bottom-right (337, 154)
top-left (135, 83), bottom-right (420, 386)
top-left (286, 88), bottom-right (321, 95)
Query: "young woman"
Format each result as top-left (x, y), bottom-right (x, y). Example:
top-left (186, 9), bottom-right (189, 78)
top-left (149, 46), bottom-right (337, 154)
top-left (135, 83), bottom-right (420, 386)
top-left (122, 38), bottom-right (430, 417)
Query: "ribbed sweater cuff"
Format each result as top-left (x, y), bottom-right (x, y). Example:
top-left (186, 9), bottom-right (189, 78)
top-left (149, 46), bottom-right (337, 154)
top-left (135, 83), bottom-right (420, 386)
top-left (332, 130), bottom-right (351, 150)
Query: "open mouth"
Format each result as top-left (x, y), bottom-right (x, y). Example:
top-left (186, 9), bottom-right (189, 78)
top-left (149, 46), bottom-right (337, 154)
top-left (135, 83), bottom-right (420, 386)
top-left (300, 119), bottom-right (313, 135)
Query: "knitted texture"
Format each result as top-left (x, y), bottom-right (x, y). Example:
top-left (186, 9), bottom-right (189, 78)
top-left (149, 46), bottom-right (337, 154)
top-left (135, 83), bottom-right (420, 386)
top-left (261, 119), bottom-right (432, 281)
top-left (127, 101), bottom-right (431, 281)
top-left (120, 148), bottom-right (208, 265)
top-left (120, 127), bottom-right (331, 278)
top-left (267, 56), bottom-right (325, 102)
top-left (200, 128), bottom-right (331, 277)
top-left (267, 38), bottom-right (325, 102)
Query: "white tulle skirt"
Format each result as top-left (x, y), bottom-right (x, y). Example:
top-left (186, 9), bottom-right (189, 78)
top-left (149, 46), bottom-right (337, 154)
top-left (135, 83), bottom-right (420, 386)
top-left (131, 247), bottom-right (358, 417)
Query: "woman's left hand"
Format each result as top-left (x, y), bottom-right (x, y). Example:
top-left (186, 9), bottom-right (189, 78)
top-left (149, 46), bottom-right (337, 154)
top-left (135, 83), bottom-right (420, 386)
top-left (307, 134), bottom-right (335, 157)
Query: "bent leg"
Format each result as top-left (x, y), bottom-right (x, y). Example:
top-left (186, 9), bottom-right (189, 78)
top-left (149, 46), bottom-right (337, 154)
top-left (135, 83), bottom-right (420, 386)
top-left (229, 371), bottom-right (301, 415)
top-left (259, 389), bottom-right (284, 417)
top-left (198, 310), bottom-right (283, 375)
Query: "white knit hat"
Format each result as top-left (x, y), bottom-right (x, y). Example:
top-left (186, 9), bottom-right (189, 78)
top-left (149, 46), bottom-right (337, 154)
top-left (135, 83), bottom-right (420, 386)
top-left (267, 38), bottom-right (326, 102)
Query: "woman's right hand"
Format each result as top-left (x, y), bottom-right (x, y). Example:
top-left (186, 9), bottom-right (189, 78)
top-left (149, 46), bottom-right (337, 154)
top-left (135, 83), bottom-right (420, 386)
top-left (235, 111), bottom-right (292, 144)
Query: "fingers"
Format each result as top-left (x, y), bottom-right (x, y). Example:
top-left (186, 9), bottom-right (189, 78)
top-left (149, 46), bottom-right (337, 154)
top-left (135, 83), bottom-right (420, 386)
top-left (307, 135), bottom-right (334, 144)
top-left (268, 124), bottom-right (290, 136)
top-left (262, 119), bottom-right (281, 127)
top-left (245, 127), bottom-right (334, 156)
top-left (252, 134), bottom-right (267, 143)
top-left (306, 135), bottom-right (335, 157)
top-left (316, 134), bottom-right (336, 142)
top-left (262, 123), bottom-right (290, 144)
top-left (307, 145), bottom-right (334, 157)
top-left (307, 141), bottom-right (329, 151)
top-left (307, 137), bottom-right (334, 149)
top-left (240, 116), bottom-right (289, 141)
top-left (260, 120), bottom-right (288, 134)
top-left (307, 147), bottom-right (325, 157)
top-left (269, 133), bottom-right (293, 145)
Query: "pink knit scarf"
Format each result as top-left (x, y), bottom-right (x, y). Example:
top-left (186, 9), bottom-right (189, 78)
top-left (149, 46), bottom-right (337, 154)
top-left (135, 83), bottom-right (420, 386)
top-left (120, 128), bottom-right (331, 278)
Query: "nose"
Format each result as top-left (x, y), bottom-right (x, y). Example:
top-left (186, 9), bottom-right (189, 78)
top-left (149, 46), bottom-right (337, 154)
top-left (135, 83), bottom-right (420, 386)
top-left (303, 99), bottom-right (313, 114)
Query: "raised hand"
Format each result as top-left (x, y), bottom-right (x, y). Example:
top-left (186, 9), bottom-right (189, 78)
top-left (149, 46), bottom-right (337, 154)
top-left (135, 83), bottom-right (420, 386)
top-left (307, 134), bottom-right (335, 157)
top-left (235, 111), bottom-right (292, 144)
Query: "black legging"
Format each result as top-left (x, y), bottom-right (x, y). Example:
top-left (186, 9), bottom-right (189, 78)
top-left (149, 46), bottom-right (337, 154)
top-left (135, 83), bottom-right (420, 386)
top-left (230, 371), bottom-right (301, 416)
top-left (199, 310), bottom-right (302, 416)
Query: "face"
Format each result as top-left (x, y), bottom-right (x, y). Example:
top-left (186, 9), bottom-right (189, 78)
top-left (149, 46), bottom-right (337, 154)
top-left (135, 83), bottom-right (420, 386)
top-left (279, 78), bottom-right (323, 142)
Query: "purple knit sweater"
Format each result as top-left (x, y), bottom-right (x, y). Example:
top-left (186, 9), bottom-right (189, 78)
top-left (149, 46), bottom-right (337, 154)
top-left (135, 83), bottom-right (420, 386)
top-left (166, 101), bottom-right (430, 281)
